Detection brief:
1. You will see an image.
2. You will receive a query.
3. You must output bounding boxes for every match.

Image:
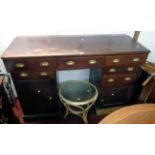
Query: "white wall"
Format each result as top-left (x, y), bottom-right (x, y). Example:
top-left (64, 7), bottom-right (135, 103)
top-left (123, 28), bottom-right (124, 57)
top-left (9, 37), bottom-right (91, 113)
top-left (138, 31), bottom-right (155, 62)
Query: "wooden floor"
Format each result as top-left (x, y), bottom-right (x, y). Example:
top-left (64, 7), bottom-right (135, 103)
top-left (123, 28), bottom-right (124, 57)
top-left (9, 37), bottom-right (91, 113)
top-left (11, 98), bottom-right (105, 124)
top-left (26, 113), bottom-right (105, 124)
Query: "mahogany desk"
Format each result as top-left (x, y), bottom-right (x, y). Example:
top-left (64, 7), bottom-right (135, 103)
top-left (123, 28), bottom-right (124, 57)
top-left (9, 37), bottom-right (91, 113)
top-left (1, 35), bottom-right (150, 120)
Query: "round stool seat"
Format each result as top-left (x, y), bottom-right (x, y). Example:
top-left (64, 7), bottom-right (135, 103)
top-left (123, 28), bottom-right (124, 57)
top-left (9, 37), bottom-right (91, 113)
top-left (59, 80), bottom-right (98, 123)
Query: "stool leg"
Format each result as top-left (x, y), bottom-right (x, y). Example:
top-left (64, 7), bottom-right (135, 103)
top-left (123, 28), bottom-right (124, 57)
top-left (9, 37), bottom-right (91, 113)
top-left (82, 111), bottom-right (88, 124)
top-left (64, 106), bottom-right (69, 119)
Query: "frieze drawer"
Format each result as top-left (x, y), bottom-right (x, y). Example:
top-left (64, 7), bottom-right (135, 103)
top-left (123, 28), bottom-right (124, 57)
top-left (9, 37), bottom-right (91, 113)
top-left (105, 54), bottom-right (148, 67)
top-left (4, 58), bottom-right (56, 72)
top-left (11, 69), bottom-right (55, 80)
top-left (57, 56), bottom-right (104, 70)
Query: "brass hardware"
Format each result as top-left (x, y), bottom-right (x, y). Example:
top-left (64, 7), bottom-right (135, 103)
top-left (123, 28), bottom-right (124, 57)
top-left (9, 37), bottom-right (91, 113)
top-left (66, 61), bottom-right (75, 66)
top-left (127, 67), bottom-right (134, 71)
top-left (133, 58), bottom-right (140, 62)
top-left (15, 63), bottom-right (25, 68)
top-left (108, 78), bottom-right (114, 83)
top-left (101, 99), bottom-right (104, 102)
top-left (124, 77), bottom-right (131, 81)
top-left (40, 61), bottom-right (49, 67)
top-left (89, 59), bottom-right (97, 65)
top-left (37, 90), bottom-right (41, 93)
top-left (20, 72), bottom-right (28, 77)
top-left (49, 96), bottom-right (52, 100)
top-left (109, 68), bottom-right (116, 73)
top-left (111, 93), bottom-right (115, 96)
top-left (113, 59), bottom-right (120, 63)
top-left (40, 72), bottom-right (48, 76)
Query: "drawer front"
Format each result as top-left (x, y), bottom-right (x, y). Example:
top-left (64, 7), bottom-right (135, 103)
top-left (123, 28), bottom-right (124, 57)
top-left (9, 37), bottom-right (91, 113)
top-left (98, 86), bottom-right (133, 107)
top-left (4, 58), bottom-right (56, 72)
top-left (57, 56), bottom-right (104, 70)
top-left (105, 54), bottom-right (148, 67)
top-left (104, 65), bottom-right (140, 75)
top-left (11, 69), bottom-right (55, 80)
top-left (102, 74), bottom-right (137, 88)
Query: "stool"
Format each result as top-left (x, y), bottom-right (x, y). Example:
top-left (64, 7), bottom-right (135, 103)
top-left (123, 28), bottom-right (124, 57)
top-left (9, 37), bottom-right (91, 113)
top-left (59, 80), bottom-right (98, 123)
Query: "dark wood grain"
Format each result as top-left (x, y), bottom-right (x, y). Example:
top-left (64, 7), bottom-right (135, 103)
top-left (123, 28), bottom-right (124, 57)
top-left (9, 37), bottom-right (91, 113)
top-left (1, 35), bottom-right (150, 58)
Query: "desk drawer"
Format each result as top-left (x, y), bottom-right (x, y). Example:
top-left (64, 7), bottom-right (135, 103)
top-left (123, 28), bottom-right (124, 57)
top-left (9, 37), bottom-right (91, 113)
top-left (105, 54), bottom-right (147, 67)
top-left (11, 69), bottom-right (55, 80)
top-left (4, 58), bottom-right (56, 72)
top-left (104, 65), bottom-right (140, 75)
top-left (57, 56), bottom-right (104, 70)
top-left (102, 74), bottom-right (137, 88)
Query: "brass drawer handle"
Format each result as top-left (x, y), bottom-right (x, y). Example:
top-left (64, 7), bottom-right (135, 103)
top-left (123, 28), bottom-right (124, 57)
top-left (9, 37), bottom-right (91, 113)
top-left (40, 61), bottom-right (49, 67)
top-left (124, 77), bottom-right (131, 81)
top-left (66, 61), bottom-right (75, 66)
top-left (15, 63), bottom-right (25, 68)
top-left (89, 59), bottom-right (97, 65)
top-left (109, 68), bottom-right (116, 73)
top-left (20, 72), bottom-right (28, 77)
top-left (127, 67), bottom-right (134, 72)
top-left (133, 57), bottom-right (140, 62)
top-left (40, 72), bottom-right (48, 76)
top-left (113, 59), bottom-right (120, 63)
top-left (108, 78), bottom-right (114, 83)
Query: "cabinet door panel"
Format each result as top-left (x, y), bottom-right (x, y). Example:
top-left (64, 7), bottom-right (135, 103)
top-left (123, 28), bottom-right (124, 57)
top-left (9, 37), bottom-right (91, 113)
top-left (97, 86), bottom-right (133, 108)
top-left (14, 79), bottom-right (61, 116)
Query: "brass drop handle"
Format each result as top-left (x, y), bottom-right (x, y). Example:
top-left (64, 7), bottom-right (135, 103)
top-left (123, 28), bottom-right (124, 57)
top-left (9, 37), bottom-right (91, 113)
top-left (66, 61), bottom-right (75, 66)
top-left (127, 67), bottom-right (134, 71)
top-left (40, 61), bottom-right (49, 67)
top-left (108, 78), bottom-right (114, 83)
top-left (15, 63), bottom-right (25, 68)
top-left (109, 68), bottom-right (116, 73)
top-left (133, 57), bottom-right (140, 62)
top-left (89, 59), bottom-right (97, 65)
top-left (124, 77), bottom-right (131, 81)
top-left (20, 72), bottom-right (28, 77)
top-left (40, 72), bottom-right (48, 76)
top-left (113, 59), bottom-right (120, 63)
